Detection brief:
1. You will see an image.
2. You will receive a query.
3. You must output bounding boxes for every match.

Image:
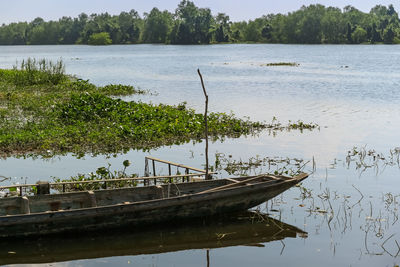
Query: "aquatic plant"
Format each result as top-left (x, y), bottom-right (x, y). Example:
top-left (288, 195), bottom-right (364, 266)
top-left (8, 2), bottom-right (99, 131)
top-left (213, 153), bottom-right (311, 177)
top-left (0, 64), bottom-right (266, 156)
top-left (345, 146), bottom-right (400, 174)
top-left (0, 61), bottom-right (148, 156)
top-left (287, 120), bottom-right (318, 130)
top-left (0, 59), bottom-right (317, 157)
top-left (99, 84), bottom-right (147, 95)
top-left (291, 182), bottom-right (400, 259)
top-left (261, 62), bottom-right (299, 67)
top-left (264, 117), bottom-right (319, 135)
top-left (51, 92), bottom-right (266, 153)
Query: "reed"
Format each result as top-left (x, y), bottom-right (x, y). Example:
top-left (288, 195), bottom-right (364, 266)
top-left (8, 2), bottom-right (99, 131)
top-left (12, 58), bottom-right (66, 86)
top-left (213, 153), bottom-right (310, 177)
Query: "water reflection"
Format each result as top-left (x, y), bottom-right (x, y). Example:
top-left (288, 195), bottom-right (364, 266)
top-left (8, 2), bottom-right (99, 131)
top-left (0, 212), bottom-right (306, 265)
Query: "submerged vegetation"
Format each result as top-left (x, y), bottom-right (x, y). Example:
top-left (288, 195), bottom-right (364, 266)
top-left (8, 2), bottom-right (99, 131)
top-left (1, 1), bottom-right (400, 45)
top-left (265, 117), bottom-right (319, 136)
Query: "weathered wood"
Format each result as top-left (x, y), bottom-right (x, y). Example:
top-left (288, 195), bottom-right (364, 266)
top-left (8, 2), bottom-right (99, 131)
top-left (87, 191), bottom-right (97, 207)
top-left (198, 175), bottom-right (267, 194)
top-left (185, 168), bottom-right (189, 182)
top-left (152, 159), bottom-right (156, 185)
top-left (168, 164), bottom-right (172, 183)
top-left (145, 156), bottom-right (208, 173)
top-left (36, 181), bottom-right (50, 195)
top-left (20, 197), bottom-right (30, 214)
top-left (0, 173), bottom-right (215, 193)
top-left (0, 173), bottom-right (308, 238)
top-left (144, 158), bottom-right (149, 186)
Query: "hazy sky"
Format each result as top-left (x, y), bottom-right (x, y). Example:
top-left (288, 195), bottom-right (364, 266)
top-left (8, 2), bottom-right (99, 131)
top-left (0, 0), bottom-right (398, 24)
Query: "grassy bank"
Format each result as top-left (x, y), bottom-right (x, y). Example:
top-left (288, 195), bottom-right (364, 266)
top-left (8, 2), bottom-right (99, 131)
top-left (0, 59), bottom-right (268, 157)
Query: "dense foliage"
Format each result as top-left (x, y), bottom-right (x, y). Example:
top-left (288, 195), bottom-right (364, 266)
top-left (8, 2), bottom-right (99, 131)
top-left (0, 59), bottom-right (266, 157)
top-left (87, 32), bottom-right (112, 45)
top-left (1, 1), bottom-right (399, 45)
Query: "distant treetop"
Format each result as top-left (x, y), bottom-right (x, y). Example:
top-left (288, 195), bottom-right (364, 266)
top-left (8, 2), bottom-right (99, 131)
top-left (0, 1), bottom-right (399, 45)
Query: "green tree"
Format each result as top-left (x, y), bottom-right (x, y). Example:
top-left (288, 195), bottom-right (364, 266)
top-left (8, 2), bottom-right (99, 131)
top-left (321, 7), bottom-right (346, 43)
top-left (173, 0), bottom-right (198, 44)
top-left (370, 23), bottom-right (382, 43)
top-left (261, 24), bottom-right (272, 40)
top-left (346, 23), bottom-right (353, 43)
top-left (264, 14), bottom-right (288, 43)
top-left (88, 32), bottom-right (112, 45)
top-left (143, 8), bottom-right (173, 43)
top-left (171, 0), bottom-right (213, 44)
top-left (281, 10), bottom-right (301, 43)
top-left (230, 21), bottom-right (247, 42)
top-left (295, 5), bottom-right (325, 43)
top-left (0, 22), bottom-right (28, 45)
top-left (117, 10), bottom-right (142, 44)
top-left (370, 5), bottom-right (389, 17)
top-left (0, 2), bottom-right (400, 45)
top-left (80, 13), bottom-right (117, 43)
top-left (195, 8), bottom-right (213, 43)
top-left (213, 13), bottom-right (231, 42)
top-left (383, 26), bottom-right (395, 43)
top-left (28, 20), bottom-right (60, 45)
top-left (58, 16), bottom-right (84, 44)
top-left (243, 19), bottom-right (263, 42)
top-left (351, 26), bottom-right (367, 43)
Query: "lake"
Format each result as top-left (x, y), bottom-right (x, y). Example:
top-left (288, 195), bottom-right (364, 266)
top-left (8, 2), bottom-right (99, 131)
top-left (0, 44), bottom-right (399, 267)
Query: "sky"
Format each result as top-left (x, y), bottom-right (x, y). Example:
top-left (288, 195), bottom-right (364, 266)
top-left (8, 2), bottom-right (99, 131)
top-left (0, 0), bottom-right (399, 24)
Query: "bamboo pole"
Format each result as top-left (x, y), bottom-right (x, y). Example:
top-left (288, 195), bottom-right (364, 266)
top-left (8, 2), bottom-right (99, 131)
top-left (197, 69), bottom-right (210, 180)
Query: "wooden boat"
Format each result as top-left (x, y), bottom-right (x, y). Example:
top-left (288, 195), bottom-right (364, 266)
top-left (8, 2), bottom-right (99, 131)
top-left (0, 211), bottom-right (307, 265)
top-left (0, 173), bottom-right (308, 237)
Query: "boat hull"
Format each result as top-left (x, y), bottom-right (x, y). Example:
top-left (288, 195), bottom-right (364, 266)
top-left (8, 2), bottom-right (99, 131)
top-left (0, 173), bottom-right (308, 237)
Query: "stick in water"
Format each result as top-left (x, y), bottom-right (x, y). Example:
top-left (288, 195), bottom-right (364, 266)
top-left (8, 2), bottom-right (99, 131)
top-left (197, 69), bottom-right (210, 180)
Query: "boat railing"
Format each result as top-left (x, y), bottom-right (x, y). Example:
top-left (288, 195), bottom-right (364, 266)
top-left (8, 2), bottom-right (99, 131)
top-left (0, 157), bottom-right (214, 197)
top-left (144, 156), bottom-right (211, 185)
top-left (0, 173), bottom-right (214, 197)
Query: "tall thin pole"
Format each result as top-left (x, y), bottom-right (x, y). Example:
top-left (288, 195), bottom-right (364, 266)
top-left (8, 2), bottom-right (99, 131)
top-left (197, 69), bottom-right (209, 180)
top-left (206, 249), bottom-right (210, 267)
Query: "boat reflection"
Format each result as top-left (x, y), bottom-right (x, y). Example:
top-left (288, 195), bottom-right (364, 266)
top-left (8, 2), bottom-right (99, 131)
top-left (0, 211), bottom-right (307, 265)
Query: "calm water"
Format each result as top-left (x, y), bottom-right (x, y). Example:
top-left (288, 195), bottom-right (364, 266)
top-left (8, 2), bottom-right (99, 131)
top-left (0, 44), bottom-right (399, 267)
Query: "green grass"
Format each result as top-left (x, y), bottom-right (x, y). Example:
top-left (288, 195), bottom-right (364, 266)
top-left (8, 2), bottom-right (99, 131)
top-left (0, 58), bottom-right (67, 86)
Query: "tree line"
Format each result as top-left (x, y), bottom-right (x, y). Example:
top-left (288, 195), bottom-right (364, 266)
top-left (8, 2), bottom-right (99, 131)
top-left (1, 0), bottom-right (399, 45)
